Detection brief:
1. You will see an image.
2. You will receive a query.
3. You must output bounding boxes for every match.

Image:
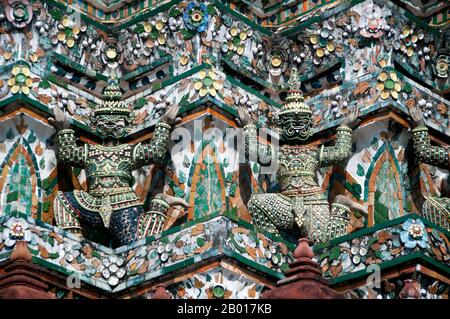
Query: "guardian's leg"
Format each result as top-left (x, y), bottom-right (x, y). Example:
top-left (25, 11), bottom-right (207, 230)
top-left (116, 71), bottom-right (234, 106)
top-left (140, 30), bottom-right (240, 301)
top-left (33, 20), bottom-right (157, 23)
top-left (109, 206), bottom-right (143, 246)
top-left (422, 196), bottom-right (450, 230)
top-left (54, 191), bottom-right (82, 236)
top-left (248, 193), bottom-right (294, 234)
top-left (136, 195), bottom-right (169, 240)
top-left (326, 202), bottom-right (351, 241)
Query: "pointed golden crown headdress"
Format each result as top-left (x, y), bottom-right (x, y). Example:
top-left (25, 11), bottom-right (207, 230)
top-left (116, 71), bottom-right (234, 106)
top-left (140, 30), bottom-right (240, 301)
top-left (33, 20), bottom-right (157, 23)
top-left (94, 74), bottom-right (131, 116)
top-left (279, 68), bottom-right (312, 116)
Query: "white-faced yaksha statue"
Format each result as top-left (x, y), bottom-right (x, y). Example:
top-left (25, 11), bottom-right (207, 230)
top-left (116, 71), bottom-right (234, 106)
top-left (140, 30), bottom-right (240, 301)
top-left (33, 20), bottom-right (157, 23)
top-left (50, 76), bottom-right (188, 246)
top-left (237, 68), bottom-right (367, 244)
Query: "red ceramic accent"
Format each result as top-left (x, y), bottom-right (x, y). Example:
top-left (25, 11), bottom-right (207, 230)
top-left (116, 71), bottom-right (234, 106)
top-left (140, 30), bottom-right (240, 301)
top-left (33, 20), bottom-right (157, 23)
top-left (262, 238), bottom-right (343, 299)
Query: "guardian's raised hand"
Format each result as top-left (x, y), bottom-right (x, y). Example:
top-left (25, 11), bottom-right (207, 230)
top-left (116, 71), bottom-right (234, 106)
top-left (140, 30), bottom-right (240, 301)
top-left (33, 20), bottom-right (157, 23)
top-left (409, 104), bottom-right (425, 128)
top-left (341, 106), bottom-right (360, 129)
top-left (48, 107), bottom-right (70, 130)
top-left (159, 194), bottom-right (190, 209)
top-left (160, 104), bottom-right (181, 126)
top-left (235, 106), bottom-right (255, 127)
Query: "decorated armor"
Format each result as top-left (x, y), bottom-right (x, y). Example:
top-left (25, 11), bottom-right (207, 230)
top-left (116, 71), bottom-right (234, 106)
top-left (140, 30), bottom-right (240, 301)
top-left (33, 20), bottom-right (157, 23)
top-left (242, 68), bottom-right (356, 244)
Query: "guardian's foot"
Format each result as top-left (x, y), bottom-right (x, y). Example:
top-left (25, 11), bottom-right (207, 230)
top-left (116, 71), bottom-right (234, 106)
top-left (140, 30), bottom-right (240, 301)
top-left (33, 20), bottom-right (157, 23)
top-left (334, 195), bottom-right (368, 218)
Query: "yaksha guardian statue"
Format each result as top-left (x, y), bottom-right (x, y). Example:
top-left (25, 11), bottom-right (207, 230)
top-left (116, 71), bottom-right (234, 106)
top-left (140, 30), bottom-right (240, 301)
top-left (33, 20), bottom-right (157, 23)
top-left (50, 77), bottom-right (188, 246)
top-left (410, 105), bottom-right (450, 230)
top-left (237, 68), bottom-right (367, 244)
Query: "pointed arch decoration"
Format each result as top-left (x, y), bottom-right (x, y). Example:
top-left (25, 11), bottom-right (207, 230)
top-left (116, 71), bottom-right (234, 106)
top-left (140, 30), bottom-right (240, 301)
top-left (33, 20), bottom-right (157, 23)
top-left (0, 138), bottom-right (41, 219)
top-left (187, 141), bottom-right (226, 220)
top-left (364, 143), bottom-right (405, 227)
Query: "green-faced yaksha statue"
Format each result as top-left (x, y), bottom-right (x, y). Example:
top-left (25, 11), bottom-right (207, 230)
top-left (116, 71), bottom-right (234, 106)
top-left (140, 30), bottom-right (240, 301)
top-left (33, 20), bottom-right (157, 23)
top-left (238, 68), bottom-right (367, 244)
top-left (410, 104), bottom-right (450, 231)
top-left (50, 76), bottom-right (188, 246)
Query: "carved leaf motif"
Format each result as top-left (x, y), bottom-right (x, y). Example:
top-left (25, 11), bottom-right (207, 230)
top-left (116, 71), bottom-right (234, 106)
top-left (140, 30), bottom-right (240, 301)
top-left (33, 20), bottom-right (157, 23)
top-left (348, 38), bottom-right (358, 48)
top-left (377, 231), bottom-right (392, 243)
top-left (366, 257), bottom-right (382, 264)
top-left (38, 94), bottom-right (52, 104)
top-left (92, 259), bottom-right (101, 268)
top-left (391, 247), bottom-right (404, 255)
top-left (380, 131), bottom-right (389, 141)
top-left (15, 117), bottom-right (28, 135)
top-left (397, 149), bottom-right (405, 162)
top-left (353, 82), bottom-right (369, 95)
top-left (82, 244), bottom-right (93, 258)
top-left (72, 262), bottom-right (86, 271)
top-left (366, 89), bottom-right (380, 105)
top-left (347, 11), bottom-right (361, 24)
top-left (245, 246), bottom-right (257, 260)
top-left (194, 241), bottom-right (213, 254)
top-left (173, 253), bottom-right (186, 261)
top-left (201, 38), bottom-right (211, 47)
top-left (191, 224), bottom-right (204, 236)
top-left (329, 263), bottom-right (343, 277)
top-left (314, 114), bottom-right (323, 125)
top-left (432, 246), bottom-right (443, 261)
top-left (257, 234), bottom-right (268, 248)
top-left (177, 287), bottom-right (186, 298)
top-left (247, 285), bottom-right (257, 298)
top-left (362, 149), bottom-right (372, 163)
top-left (133, 110), bottom-right (148, 125)
top-left (194, 277), bottom-right (204, 288)
top-left (38, 245), bottom-right (49, 259)
top-left (224, 290), bottom-right (232, 299)
top-left (137, 260), bottom-right (149, 274)
top-left (367, 287), bottom-right (377, 299)
top-left (349, 213), bottom-right (364, 232)
top-left (357, 164), bottom-right (365, 176)
top-left (50, 231), bottom-right (63, 244)
top-left (259, 101), bottom-right (268, 111)
top-left (383, 280), bottom-right (396, 292)
top-left (232, 227), bottom-right (250, 235)
top-left (428, 281), bottom-right (439, 294)
top-left (335, 16), bottom-right (349, 27)
top-left (34, 143), bottom-right (44, 156)
top-left (224, 95), bottom-right (234, 106)
top-left (279, 243), bottom-right (288, 255)
top-left (405, 98), bottom-right (416, 108)
top-left (129, 262), bottom-right (137, 271)
top-left (126, 250), bottom-right (136, 261)
top-left (135, 184), bottom-right (143, 197)
top-left (441, 287), bottom-right (449, 299)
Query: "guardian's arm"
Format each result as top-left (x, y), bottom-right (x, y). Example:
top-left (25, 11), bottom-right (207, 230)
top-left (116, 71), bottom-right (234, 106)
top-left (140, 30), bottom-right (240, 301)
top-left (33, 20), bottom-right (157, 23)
top-left (243, 124), bottom-right (275, 166)
top-left (412, 126), bottom-right (449, 167)
top-left (319, 125), bottom-right (353, 166)
top-left (55, 129), bottom-right (87, 168)
top-left (132, 122), bottom-right (172, 168)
